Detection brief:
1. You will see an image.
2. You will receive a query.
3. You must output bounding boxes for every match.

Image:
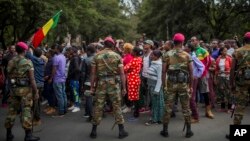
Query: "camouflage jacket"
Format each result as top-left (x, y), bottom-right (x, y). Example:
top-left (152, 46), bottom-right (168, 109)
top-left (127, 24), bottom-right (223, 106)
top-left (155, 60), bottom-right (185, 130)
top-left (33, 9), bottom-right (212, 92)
top-left (234, 45), bottom-right (250, 85)
top-left (163, 49), bottom-right (192, 72)
top-left (8, 56), bottom-right (34, 96)
top-left (91, 48), bottom-right (123, 77)
top-left (234, 45), bottom-right (250, 70)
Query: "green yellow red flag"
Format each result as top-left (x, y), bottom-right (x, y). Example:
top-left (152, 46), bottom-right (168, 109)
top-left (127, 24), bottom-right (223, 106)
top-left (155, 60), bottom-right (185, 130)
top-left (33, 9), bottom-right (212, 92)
top-left (32, 10), bottom-right (62, 48)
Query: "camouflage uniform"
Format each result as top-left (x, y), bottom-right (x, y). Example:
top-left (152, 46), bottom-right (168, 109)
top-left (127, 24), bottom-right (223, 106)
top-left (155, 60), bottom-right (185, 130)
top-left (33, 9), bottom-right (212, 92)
top-left (162, 49), bottom-right (192, 124)
top-left (233, 45), bottom-right (250, 125)
top-left (91, 48), bottom-right (124, 125)
top-left (4, 56), bottom-right (34, 130)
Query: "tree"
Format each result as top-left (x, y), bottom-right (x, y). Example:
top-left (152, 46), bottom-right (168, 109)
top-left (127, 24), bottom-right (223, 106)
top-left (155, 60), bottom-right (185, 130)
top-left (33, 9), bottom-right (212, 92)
top-left (0, 0), bottom-right (132, 49)
top-left (137, 0), bottom-right (250, 41)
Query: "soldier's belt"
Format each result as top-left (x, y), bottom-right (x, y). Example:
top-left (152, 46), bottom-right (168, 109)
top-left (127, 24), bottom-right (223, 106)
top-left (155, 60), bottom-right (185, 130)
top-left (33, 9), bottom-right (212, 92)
top-left (167, 69), bottom-right (189, 83)
top-left (11, 78), bottom-right (30, 87)
top-left (98, 75), bottom-right (120, 80)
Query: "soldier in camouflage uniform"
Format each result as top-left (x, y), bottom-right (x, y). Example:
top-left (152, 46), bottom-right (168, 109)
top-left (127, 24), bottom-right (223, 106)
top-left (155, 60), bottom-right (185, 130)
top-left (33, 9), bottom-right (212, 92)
top-left (4, 42), bottom-right (40, 141)
top-left (161, 33), bottom-right (194, 138)
top-left (89, 37), bottom-right (128, 139)
top-left (226, 32), bottom-right (250, 139)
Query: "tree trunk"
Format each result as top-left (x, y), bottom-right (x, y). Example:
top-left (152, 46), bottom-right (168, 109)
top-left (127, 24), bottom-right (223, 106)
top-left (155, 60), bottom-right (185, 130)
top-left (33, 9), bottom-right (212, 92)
top-left (0, 28), bottom-right (6, 50)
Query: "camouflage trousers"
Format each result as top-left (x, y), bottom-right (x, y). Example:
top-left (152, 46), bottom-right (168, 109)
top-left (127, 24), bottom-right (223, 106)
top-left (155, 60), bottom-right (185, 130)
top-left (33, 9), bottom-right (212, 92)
top-left (216, 76), bottom-right (232, 108)
top-left (233, 82), bottom-right (250, 125)
top-left (5, 87), bottom-right (33, 129)
top-left (92, 78), bottom-right (124, 125)
top-left (163, 81), bottom-right (191, 124)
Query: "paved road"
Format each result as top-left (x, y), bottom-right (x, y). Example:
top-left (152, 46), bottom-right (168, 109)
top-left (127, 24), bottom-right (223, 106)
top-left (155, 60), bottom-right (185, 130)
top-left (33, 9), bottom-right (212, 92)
top-left (0, 104), bottom-right (249, 141)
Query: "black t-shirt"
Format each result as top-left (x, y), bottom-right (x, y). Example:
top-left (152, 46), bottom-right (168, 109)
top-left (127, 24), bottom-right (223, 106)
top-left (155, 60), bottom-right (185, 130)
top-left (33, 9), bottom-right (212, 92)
top-left (68, 56), bottom-right (81, 81)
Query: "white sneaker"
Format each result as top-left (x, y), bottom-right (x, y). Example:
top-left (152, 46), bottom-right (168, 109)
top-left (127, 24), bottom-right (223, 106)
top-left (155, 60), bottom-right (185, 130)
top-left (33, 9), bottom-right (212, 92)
top-left (68, 105), bottom-right (75, 111)
top-left (72, 107), bottom-right (80, 113)
top-left (41, 100), bottom-right (48, 106)
top-left (122, 107), bottom-right (131, 113)
top-left (121, 105), bottom-right (127, 110)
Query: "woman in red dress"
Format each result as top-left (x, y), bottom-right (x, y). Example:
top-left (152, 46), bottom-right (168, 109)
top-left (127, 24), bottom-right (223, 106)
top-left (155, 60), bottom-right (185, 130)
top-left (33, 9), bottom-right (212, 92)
top-left (124, 47), bottom-right (143, 118)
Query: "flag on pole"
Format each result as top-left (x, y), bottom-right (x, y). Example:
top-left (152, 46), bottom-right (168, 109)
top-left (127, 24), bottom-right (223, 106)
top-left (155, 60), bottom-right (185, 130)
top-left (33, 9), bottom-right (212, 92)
top-left (32, 10), bottom-right (62, 48)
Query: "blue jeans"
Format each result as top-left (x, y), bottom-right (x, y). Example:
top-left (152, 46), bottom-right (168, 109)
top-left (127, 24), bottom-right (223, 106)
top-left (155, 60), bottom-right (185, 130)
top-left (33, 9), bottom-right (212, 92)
top-left (70, 80), bottom-right (80, 107)
top-left (43, 82), bottom-right (56, 107)
top-left (53, 82), bottom-right (67, 115)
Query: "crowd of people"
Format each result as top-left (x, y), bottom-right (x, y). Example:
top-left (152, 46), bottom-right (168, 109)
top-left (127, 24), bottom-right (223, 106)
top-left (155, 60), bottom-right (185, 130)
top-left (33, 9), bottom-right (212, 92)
top-left (0, 32), bottom-right (250, 141)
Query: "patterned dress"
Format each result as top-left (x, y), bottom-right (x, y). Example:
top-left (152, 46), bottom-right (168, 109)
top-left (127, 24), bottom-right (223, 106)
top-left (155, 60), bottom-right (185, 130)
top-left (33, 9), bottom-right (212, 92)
top-left (124, 57), bottom-right (142, 101)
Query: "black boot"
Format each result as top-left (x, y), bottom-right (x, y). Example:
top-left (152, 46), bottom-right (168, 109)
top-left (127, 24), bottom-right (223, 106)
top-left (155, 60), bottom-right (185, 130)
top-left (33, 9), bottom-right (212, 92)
top-left (185, 123), bottom-right (194, 138)
top-left (87, 116), bottom-right (92, 122)
top-left (171, 111), bottom-right (176, 118)
top-left (6, 128), bottom-right (14, 141)
top-left (133, 110), bottom-right (139, 118)
top-left (90, 125), bottom-right (97, 139)
top-left (160, 124), bottom-right (169, 137)
top-left (24, 130), bottom-right (40, 141)
top-left (118, 124), bottom-right (128, 139)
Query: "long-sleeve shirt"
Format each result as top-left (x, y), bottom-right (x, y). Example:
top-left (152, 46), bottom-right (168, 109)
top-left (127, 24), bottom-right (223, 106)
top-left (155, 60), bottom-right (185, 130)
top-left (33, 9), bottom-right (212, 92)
top-left (68, 56), bottom-right (81, 81)
top-left (26, 51), bottom-right (45, 86)
top-left (147, 59), bottom-right (162, 93)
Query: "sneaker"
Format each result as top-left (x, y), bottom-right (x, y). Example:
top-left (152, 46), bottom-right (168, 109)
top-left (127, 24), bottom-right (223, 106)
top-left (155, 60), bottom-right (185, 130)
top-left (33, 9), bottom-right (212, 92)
top-left (68, 105), bottom-right (75, 111)
top-left (83, 114), bottom-right (90, 118)
top-left (144, 108), bottom-right (150, 113)
top-left (72, 107), bottom-right (80, 113)
top-left (41, 100), bottom-right (48, 106)
top-left (127, 117), bottom-right (138, 122)
top-left (145, 120), bottom-right (158, 126)
top-left (122, 107), bottom-right (131, 113)
top-left (139, 108), bottom-right (145, 113)
top-left (121, 105), bottom-right (127, 110)
top-left (52, 113), bottom-right (65, 118)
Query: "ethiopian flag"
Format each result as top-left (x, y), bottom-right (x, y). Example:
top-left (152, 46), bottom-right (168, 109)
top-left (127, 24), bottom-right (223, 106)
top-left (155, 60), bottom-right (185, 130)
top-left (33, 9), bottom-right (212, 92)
top-left (32, 10), bottom-right (62, 48)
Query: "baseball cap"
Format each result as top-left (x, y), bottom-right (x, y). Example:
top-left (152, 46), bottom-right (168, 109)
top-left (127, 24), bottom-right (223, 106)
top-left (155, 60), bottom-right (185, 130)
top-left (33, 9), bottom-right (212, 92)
top-left (244, 32), bottom-right (250, 39)
top-left (173, 33), bottom-right (185, 42)
top-left (16, 42), bottom-right (28, 50)
top-left (104, 37), bottom-right (115, 45)
top-left (144, 40), bottom-right (154, 47)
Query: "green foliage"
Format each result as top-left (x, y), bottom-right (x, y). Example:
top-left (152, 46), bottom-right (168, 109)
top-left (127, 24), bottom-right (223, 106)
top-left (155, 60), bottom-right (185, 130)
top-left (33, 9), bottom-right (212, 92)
top-left (0, 0), bottom-right (132, 49)
top-left (138, 0), bottom-right (250, 41)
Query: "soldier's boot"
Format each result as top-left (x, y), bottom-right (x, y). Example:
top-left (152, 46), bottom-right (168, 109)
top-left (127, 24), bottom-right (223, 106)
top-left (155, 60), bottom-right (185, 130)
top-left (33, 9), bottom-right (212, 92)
top-left (6, 128), bottom-right (14, 141)
top-left (185, 123), bottom-right (194, 138)
top-left (160, 124), bottom-right (169, 137)
top-left (90, 125), bottom-right (97, 139)
top-left (205, 105), bottom-right (214, 119)
top-left (24, 130), bottom-right (40, 141)
top-left (118, 124), bottom-right (128, 139)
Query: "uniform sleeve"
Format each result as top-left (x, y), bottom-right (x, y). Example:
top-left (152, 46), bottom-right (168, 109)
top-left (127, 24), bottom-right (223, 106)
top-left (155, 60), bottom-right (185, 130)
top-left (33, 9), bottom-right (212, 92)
top-left (117, 55), bottom-right (123, 68)
top-left (7, 60), bottom-right (14, 74)
top-left (27, 60), bottom-right (34, 71)
top-left (91, 56), bottom-right (97, 67)
top-left (234, 49), bottom-right (242, 61)
top-left (162, 52), bottom-right (169, 64)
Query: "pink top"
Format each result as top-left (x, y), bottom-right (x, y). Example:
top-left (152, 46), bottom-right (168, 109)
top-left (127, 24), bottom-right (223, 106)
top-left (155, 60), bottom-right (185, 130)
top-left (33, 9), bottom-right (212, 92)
top-left (123, 54), bottom-right (133, 66)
